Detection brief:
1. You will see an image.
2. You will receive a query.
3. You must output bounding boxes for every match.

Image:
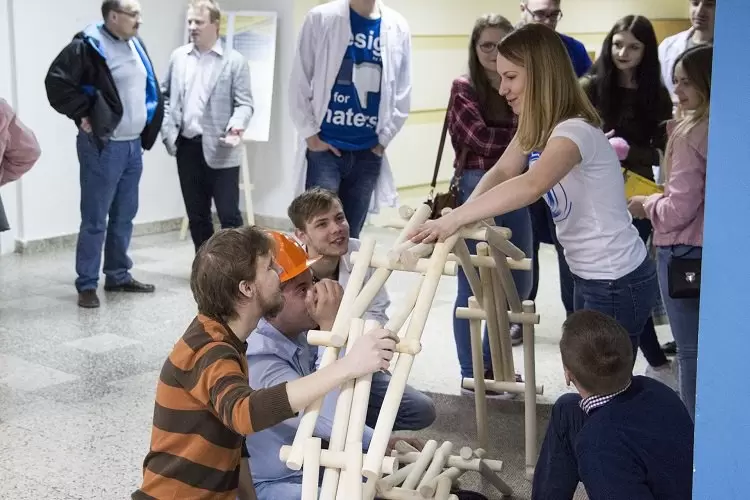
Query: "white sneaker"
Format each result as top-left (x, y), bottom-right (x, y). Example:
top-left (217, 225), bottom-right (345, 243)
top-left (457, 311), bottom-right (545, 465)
top-left (645, 361), bottom-right (679, 392)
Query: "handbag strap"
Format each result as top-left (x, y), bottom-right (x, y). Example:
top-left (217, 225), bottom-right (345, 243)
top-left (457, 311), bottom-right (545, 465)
top-left (431, 99), bottom-right (467, 194)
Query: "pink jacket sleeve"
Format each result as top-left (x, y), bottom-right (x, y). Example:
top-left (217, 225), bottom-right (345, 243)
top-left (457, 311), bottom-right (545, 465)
top-left (643, 122), bottom-right (708, 233)
top-left (0, 99), bottom-right (42, 187)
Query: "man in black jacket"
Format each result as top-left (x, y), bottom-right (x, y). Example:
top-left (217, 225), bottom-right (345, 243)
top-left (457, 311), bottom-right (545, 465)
top-left (45, 0), bottom-right (164, 309)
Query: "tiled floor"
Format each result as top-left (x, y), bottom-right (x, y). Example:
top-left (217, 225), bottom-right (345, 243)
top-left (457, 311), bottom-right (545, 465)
top-left (0, 214), bottom-right (673, 499)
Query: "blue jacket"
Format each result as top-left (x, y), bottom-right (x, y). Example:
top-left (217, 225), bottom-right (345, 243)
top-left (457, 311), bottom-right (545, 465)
top-left (44, 23), bottom-right (164, 150)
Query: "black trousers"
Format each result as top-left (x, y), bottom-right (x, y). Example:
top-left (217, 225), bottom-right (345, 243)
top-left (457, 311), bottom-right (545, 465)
top-left (176, 136), bottom-right (243, 252)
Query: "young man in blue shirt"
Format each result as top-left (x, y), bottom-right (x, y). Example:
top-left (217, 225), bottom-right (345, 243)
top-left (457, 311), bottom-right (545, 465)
top-left (532, 310), bottom-right (694, 500)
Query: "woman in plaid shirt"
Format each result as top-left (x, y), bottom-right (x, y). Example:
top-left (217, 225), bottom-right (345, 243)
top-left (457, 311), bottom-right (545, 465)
top-left (447, 14), bottom-right (531, 389)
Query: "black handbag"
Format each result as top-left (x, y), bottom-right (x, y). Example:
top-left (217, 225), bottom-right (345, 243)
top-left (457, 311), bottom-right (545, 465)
top-left (425, 100), bottom-right (467, 220)
top-left (667, 247), bottom-right (702, 299)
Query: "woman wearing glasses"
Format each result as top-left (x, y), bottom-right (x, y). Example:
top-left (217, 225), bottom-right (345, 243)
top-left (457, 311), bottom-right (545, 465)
top-left (445, 14), bottom-right (530, 390)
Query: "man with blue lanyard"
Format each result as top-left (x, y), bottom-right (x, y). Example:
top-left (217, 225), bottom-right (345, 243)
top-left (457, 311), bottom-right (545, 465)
top-left (45, 0), bottom-right (164, 309)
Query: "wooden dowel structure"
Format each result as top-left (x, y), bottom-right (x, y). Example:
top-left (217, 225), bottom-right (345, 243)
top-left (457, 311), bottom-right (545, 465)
top-left (477, 243), bottom-right (503, 382)
top-left (320, 319), bottom-right (366, 499)
top-left (397, 242), bottom-right (435, 268)
top-left (468, 297), bottom-right (488, 450)
top-left (362, 231), bottom-right (461, 480)
top-left (459, 446), bottom-right (474, 460)
top-left (479, 459), bottom-right (514, 497)
top-left (523, 299), bottom-right (538, 481)
top-left (394, 440), bottom-right (420, 454)
top-left (351, 251), bottom-right (458, 276)
top-left (285, 237), bottom-right (376, 470)
top-left (343, 440), bottom-right (363, 499)
top-left (302, 437), bottom-right (322, 500)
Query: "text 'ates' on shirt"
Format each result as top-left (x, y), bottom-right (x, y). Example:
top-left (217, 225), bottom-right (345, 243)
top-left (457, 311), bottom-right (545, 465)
top-left (528, 118), bottom-right (646, 280)
top-left (319, 8), bottom-right (382, 151)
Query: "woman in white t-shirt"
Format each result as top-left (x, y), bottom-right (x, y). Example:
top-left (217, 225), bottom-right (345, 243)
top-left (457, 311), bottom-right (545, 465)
top-left (410, 23), bottom-right (659, 355)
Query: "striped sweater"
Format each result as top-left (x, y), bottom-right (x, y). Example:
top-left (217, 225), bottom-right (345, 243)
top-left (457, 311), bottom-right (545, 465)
top-left (133, 315), bottom-right (295, 499)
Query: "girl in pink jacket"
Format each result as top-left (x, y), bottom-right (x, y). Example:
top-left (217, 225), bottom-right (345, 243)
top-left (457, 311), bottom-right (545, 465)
top-left (628, 45), bottom-right (713, 421)
top-left (0, 98), bottom-right (41, 232)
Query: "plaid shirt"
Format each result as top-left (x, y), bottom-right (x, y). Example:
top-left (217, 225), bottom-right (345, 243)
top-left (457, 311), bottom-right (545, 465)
top-left (579, 381), bottom-right (632, 414)
top-left (447, 76), bottom-right (517, 172)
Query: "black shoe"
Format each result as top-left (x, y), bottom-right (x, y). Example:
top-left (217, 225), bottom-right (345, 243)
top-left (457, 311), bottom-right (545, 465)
top-left (510, 324), bottom-right (523, 346)
top-left (104, 278), bottom-right (155, 293)
top-left (662, 341), bottom-right (677, 356)
top-left (78, 290), bottom-right (100, 308)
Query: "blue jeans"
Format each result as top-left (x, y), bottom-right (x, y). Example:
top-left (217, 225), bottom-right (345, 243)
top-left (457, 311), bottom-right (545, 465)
top-left (367, 370), bottom-right (436, 430)
top-left (305, 149), bottom-right (382, 238)
top-left (255, 475), bottom-right (313, 500)
top-left (657, 245), bottom-right (701, 421)
top-left (572, 257), bottom-right (659, 359)
top-left (75, 134), bottom-right (142, 291)
top-left (453, 169), bottom-right (533, 377)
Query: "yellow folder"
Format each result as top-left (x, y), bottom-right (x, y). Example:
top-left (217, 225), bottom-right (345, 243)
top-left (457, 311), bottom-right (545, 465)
top-left (622, 168), bottom-right (663, 199)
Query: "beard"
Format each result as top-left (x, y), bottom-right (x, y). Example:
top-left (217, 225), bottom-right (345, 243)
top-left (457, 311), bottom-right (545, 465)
top-left (259, 290), bottom-right (285, 318)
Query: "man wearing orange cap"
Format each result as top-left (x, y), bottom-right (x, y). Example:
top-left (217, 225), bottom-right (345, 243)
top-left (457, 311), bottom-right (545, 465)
top-left (245, 225), bottom-right (434, 499)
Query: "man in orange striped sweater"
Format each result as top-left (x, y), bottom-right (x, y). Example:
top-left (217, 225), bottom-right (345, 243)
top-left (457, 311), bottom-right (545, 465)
top-left (133, 226), bottom-right (398, 499)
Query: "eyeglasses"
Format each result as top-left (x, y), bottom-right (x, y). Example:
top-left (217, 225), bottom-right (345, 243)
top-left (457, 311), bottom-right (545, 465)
top-left (524, 5), bottom-right (563, 22)
top-left (115, 9), bottom-right (142, 20)
top-left (477, 41), bottom-right (499, 53)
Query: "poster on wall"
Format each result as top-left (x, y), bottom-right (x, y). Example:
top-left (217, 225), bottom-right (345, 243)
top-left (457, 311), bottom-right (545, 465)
top-left (188, 11), bottom-right (278, 142)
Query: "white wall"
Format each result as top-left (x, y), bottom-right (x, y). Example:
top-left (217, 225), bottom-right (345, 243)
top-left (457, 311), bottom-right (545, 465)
top-left (0, 0), bottom-right (691, 250)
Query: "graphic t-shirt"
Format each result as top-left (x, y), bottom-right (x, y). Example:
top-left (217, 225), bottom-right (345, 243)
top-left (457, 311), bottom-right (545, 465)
top-left (319, 9), bottom-right (382, 151)
top-left (528, 119), bottom-right (647, 280)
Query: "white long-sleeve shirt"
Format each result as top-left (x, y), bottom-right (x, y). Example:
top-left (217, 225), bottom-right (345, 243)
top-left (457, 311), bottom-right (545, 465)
top-left (288, 0), bottom-right (412, 213)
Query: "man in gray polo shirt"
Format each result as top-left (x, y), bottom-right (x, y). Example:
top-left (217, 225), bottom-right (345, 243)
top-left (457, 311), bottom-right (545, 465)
top-left (45, 0), bottom-right (164, 308)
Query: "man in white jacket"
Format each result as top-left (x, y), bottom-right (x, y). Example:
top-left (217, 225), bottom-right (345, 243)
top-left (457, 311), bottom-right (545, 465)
top-left (659, 0), bottom-right (716, 101)
top-left (289, 0), bottom-right (411, 238)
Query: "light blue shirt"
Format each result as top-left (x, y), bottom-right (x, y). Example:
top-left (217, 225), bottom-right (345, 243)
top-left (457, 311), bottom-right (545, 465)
top-left (246, 319), bottom-right (374, 485)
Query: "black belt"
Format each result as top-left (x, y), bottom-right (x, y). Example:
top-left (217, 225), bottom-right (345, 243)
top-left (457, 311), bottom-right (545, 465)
top-left (180, 134), bottom-right (202, 143)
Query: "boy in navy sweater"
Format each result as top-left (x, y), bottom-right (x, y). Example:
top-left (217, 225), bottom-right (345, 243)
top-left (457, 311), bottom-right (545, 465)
top-left (532, 310), bottom-right (694, 500)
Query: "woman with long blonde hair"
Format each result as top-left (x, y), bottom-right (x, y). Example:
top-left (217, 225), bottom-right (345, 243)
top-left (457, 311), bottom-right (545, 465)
top-left (410, 23), bottom-right (659, 356)
top-left (629, 45), bottom-right (713, 421)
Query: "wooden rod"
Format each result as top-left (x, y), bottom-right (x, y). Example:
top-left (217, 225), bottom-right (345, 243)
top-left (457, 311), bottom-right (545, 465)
top-left (376, 462), bottom-right (416, 493)
top-left (448, 253), bottom-right (533, 271)
top-left (416, 441), bottom-right (454, 492)
top-left (462, 377), bottom-right (544, 395)
top-left (467, 297), bottom-right (489, 450)
top-left (522, 299), bottom-right (538, 481)
top-left (301, 437), bottom-right (321, 500)
top-left (279, 445), bottom-right (398, 475)
top-left (419, 466), bottom-right (465, 498)
top-left (455, 307), bottom-right (540, 325)
top-left (490, 266), bottom-right (515, 381)
top-left (394, 451), bottom-right (503, 473)
top-left (344, 441), bottom-right (363, 499)
top-left (401, 440), bottom-right (439, 490)
top-left (485, 224), bottom-right (526, 261)
top-left (479, 459), bottom-right (514, 497)
top-left (434, 475), bottom-right (453, 500)
top-left (351, 251), bottom-right (458, 276)
top-left (489, 246), bottom-right (522, 313)
top-left (453, 238), bottom-right (483, 302)
top-left (307, 330), bottom-right (421, 355)
top-left (320, 319), bottom-right (366, 498)
top-left (478, 243), bottom-right (503, 383)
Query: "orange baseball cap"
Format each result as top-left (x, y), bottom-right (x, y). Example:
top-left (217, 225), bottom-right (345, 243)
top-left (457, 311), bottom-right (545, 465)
top-left (267, 231), bottom-right (321, 283)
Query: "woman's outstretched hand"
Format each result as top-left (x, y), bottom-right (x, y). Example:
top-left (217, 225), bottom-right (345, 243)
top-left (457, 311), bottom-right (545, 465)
top-left (408, 212), bottom-right (461, 243)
